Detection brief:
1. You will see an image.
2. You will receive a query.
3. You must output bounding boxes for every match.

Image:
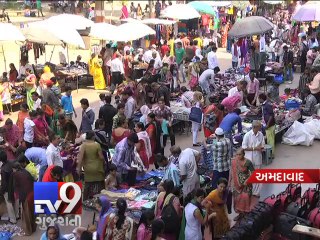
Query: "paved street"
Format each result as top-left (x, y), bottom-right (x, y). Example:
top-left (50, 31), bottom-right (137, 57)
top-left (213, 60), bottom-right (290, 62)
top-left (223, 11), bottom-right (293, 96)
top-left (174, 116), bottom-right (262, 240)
top-left (6, 48), bottom-right (320, 239)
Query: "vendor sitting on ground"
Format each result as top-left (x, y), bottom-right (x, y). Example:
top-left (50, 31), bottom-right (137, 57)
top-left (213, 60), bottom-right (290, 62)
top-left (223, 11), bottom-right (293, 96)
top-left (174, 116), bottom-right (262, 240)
top-left (300, 89), bottom-right (317, 116)
top-left (280, 88), bottom-right (292, 102)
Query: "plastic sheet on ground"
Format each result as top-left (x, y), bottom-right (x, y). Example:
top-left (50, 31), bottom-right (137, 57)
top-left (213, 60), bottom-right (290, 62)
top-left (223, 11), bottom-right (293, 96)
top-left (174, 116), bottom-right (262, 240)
top-left (304, 119), bottom-right (320, 139)
top-left (282, 121), bottom-right (314, 146)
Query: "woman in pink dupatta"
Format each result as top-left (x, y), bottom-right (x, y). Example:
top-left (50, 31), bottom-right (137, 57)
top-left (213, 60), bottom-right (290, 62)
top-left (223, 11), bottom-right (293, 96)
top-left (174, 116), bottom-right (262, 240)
top-left (221, 92), bottom-right (242, 112)
top-left (120, 3), bottom-right (129, 19)
top-left (3, 118), bottom-right (20, 161)
top-left (135, 122), bottom-right (152, 169)
top-left (229, 148), bottom-right (256, 220)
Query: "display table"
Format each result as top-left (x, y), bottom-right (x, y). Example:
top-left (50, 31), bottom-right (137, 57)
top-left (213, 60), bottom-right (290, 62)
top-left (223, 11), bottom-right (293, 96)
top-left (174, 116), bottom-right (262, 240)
top-left (56, 68), bottom-right (88, 92)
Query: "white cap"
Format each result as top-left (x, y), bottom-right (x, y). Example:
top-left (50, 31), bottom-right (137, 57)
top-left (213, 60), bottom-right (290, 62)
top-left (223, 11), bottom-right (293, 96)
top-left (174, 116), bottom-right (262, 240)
top-left (215, 127), bottom-right (224, 136)
top-left (151, 44), bottom-right (157, 49)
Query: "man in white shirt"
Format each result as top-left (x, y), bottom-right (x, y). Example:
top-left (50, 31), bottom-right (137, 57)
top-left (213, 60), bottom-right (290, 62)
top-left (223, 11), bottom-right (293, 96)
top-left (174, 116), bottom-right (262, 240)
top-left (18, 59), bottom-right (33, 79)
top-left (31, 92), bottom-right (41, 110)
top-left (242, 120), bottom-right (264, 196)
top-left (179, 148), bottom-right (200, 197)
top-left (110, 53), bottom-right (125, 93)
top-left (143, 44), bottom-right (160, 63)
top-left (228, 81), bottom-right (246, 97)
top-left (207, 45), bottom-right (219, 70)
top-left (46, 134), bottom-right (63, 167)
top-left (152, 51), bottom-right (163, 70)
top-left (23, 110), bottom-right (37, 148)
top-left (198, 67), bottom-right (219, 95)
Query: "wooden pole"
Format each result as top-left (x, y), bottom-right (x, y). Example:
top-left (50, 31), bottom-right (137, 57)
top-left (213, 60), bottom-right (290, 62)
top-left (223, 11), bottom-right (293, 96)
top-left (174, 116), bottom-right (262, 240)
top-left (95, 0), bottom-right (105, 23)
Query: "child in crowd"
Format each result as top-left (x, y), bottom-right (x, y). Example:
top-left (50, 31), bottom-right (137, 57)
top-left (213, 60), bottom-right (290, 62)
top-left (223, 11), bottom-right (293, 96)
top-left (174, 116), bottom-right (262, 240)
top-left (31, 92), bottom-right (41, 110)
top-left (105, 163), bottom-right (118, 190)
top-left (61, 86), bottom-right (77, 119)
top-left (99, 93), bottom-right (106, 107)
top-left (137, 210), bottom-right (155, 240)
top-left (23, 110), bottom-right (37, 149)
top-left (280, 88), bottom-right (292, 102)
top-left (60, 141), bottom-right (79, 182)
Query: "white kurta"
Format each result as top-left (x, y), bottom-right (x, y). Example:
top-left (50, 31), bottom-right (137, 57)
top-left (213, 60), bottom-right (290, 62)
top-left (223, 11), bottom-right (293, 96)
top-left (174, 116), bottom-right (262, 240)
top-left (242, 130), bottom-right (265, 167)
top-left (242, 129), bottom-right (265, 196)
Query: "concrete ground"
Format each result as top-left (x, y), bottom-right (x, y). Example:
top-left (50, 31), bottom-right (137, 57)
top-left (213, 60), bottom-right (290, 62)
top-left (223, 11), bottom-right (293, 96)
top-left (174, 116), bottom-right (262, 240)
top-left (4, 49), bottom-right (319, 239)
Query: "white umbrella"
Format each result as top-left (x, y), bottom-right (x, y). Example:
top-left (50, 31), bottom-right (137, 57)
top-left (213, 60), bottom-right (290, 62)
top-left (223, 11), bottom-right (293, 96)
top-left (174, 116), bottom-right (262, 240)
top-left (203, 1), bottom-right (231, 7)
top-left (0, 23), bottom-right (25, 42)
top-left (292, 2), bottom-right (320, 22)
top-left (161, 4), bottom-right (200, 20)
top-left (89, 23), bottom-right (118, 40)
top-left (0, 23), bottom-right (25, 71)
top-left (228, 16), bottom-right (274, 38)
top-left (113, 22), bottom-right (155, 42)
top-left (28, 20), bottom-right (85, 49)
top-left (22, 27), bottom-right (63, 45)
top-left (142, 18), bottom-right (176, 25)
top-left (47, 14), bottom-right (94, 30)
top-left (264, 1), bottom-right (283, 4)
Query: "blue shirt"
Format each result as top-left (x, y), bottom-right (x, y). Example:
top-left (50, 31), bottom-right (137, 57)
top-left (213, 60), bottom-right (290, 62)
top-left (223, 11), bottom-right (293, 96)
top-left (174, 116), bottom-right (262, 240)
top-left (219, 112), bottom-right (242, 133)
top-left (25, 147), bottom-right (47, 166)
top-left (61, 95), bottom-right (73, 114)
top-left (163, 162), bottom-right (180, 187)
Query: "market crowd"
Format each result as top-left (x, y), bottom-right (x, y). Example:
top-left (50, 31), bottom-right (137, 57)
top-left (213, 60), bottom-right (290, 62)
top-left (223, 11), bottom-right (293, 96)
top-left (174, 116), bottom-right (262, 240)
top-left (0, 1), bottom-right (320, 240)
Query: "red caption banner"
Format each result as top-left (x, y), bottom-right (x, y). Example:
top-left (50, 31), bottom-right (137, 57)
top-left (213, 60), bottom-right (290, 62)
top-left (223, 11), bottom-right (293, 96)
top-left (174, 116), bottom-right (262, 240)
top-left (247, 169), bottom-right (320, 184)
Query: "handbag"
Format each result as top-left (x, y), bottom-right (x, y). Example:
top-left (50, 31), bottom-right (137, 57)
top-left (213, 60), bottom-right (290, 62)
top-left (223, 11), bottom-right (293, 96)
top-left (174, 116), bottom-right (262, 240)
top-left (189, 106), bottom-right (203, 124)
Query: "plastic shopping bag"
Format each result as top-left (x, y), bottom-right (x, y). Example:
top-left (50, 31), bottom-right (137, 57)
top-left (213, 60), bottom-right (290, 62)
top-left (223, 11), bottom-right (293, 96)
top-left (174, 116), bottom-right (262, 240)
top-left (304, 119), bottom-right (320, 139)
top-left (282, 121), bottom-right (314, 146)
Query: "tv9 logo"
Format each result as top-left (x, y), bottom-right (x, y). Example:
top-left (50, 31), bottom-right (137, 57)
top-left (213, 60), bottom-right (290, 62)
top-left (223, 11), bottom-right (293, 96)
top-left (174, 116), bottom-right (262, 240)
top-left (34, 182), bottom-right (82, 215)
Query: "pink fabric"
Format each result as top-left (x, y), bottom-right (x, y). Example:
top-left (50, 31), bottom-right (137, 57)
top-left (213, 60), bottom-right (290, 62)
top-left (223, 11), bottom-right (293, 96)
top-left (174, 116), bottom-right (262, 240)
top-left (247, 79), bottom-right (260, 94)
top-left (137, 224), bottom-right (152, 240)
top-left (33, 117), bottom-right (48, 136)
top-left (121, 6), bottom-right (129, 19)
top-left (221, 93), bottom-right (242, 112)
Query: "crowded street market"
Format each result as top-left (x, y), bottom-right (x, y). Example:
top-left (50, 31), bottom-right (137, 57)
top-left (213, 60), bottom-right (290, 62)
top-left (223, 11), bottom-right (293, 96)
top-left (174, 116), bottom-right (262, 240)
top-left (0, 0), bottom-right (320, 239)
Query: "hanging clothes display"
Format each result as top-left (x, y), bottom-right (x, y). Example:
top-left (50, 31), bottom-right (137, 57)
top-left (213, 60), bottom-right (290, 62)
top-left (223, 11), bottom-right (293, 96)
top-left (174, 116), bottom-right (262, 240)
top-left (155, 24), bottom-right (163, 41)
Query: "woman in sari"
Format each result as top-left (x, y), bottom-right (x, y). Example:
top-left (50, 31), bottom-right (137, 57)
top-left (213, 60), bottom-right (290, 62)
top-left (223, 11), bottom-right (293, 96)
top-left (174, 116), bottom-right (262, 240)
top-left (123, 50), bottom-right (133, 79)
top-left (135, 122), bottom-right (152, 169)
top-left (24, 68), bottom-right (36, 110)
top-left (202, 178), bottom-right (230, 239)
top-left (203, 97), bottom-right (225, 139)
top-left (58, 114), bottom-right (78, 143)
top-left (154, 180), bottom-right (181, 240)
top-left (96, 196), bottom-right (114, 240)
top-left (146, 112), bottom-right (162, 164)
top-left (9, 162), bottom-right (36, 236)
top-left (40, 224), bottom-right (67, 240)
top-left (3, 118), bottom-right (20, 161)
top-left (111, 116), bottom-right (131, 146)
top-left (229, 148), bottom-right (255, 220)
top-left (89, 54), bottom-right (106, 90)
top-left (33, 108), bottom-right (50, 147)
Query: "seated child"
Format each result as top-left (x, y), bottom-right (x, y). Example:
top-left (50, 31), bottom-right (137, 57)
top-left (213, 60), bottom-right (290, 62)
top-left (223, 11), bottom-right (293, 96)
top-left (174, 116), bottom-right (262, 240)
top-left (280, 88), bottom-right (292, 102)
top-left (105, 163), bottom-right (118, 190)
top-left (99, 93), bottom-right (106, 107)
